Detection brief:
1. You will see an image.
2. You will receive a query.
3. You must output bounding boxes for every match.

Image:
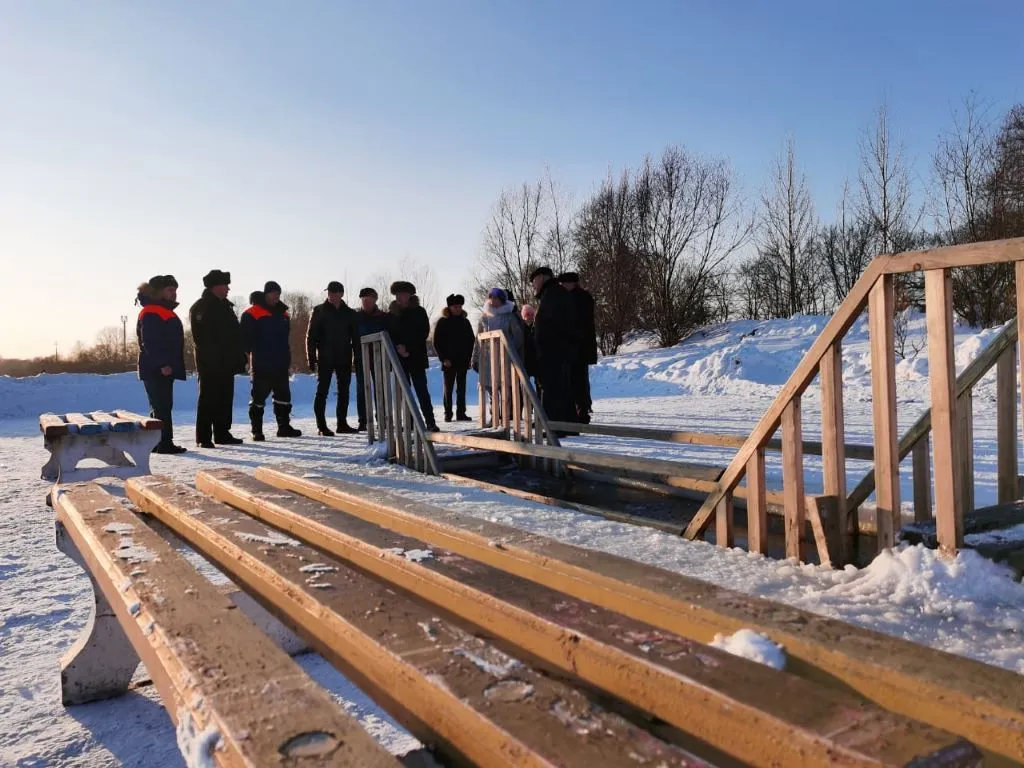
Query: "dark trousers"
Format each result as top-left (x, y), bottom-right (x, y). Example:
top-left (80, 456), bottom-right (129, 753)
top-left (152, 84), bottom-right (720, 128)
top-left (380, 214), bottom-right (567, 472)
top-left (405, 366), bottom-right (436, 426)
top-left (249, 371), bottom-right (292, 433)
top-left (537, 359), bottom-right (573, 424)
top-left (314, 363), bottom-right (352, 427)
top-left (442, 367), bottom-right (468, 418)
top-left (143, 376), bottom-right (175, 446)
top-left (569, 362), bottom-right (592, 423)
top-left (196, 369), bottom-right (235, 442)
top-left (355, 363), bottom-right (371, 427)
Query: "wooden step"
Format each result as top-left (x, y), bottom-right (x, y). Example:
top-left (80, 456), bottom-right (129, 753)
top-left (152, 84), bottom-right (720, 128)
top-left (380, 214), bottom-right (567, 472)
top-left (195, 468), bottom-right (981, 768)
top-left (901, 501), bottom-right (1024, 548)
top-left (254, 465), bottom-right (1024, 764)
top-left (52, 482), bottom-right (398, 768)
top-left (437, 450), bottom-right (509, 473)
top-left (125, 476), bottom-right (708, 768)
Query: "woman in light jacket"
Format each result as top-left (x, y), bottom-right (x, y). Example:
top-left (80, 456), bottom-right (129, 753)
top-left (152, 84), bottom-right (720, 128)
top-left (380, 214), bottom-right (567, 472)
top-left (472, 289), bottom-right (525, 422)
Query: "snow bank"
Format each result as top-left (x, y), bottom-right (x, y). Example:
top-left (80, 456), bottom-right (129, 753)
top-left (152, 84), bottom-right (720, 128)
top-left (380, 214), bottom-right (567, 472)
top-left (709, 629), bottom-right (786, 670)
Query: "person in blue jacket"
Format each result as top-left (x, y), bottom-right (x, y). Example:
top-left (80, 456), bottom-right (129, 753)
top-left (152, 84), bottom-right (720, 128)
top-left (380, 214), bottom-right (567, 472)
top-left (241, 281), bottom-right (301, 441)
top-left (136, 275), bottom-right (187, 454)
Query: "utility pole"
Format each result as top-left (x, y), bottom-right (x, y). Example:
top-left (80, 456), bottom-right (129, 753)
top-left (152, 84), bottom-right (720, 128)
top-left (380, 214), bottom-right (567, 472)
top-left (120, 315), bottom-right (129, 362)
top-left (54, 342), bottom-right (58, 363)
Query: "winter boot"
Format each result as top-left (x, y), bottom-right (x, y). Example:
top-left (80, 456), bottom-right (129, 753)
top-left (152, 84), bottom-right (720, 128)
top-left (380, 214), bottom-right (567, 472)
top-left (277, 424), bottom-right (302, 438)
top-left (250, 404), bottom-right (265, 442)
top-left (336, 422), bottom-right (358, 434)
top-left (214, 433), bottom-right (243, 445)
top-left (456, 414), bottom-right (472, 422)
top-left (317, 425), bottom-right (335, 437)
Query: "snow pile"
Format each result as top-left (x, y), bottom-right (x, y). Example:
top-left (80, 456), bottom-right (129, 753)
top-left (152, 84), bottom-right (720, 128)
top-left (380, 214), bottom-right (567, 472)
top-left (709, 629), bottom-right (786, 670)
top-left (175, 710), bottom-right (222, 768)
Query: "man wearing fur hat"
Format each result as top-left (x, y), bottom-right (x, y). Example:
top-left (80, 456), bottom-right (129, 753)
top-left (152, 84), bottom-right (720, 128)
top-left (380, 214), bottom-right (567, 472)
top-left (189, 270), bottom-right (246, 448)
top-left (136, 275), bottom-right (187, 454)
top-left (432, 294), bottom-right (475, 422)
top-left (389, 281), bottom-right (438, 431)
top-left (306, 281), bottom-right (360, 436)
top-left (241, 281), bottom-right (301, 440)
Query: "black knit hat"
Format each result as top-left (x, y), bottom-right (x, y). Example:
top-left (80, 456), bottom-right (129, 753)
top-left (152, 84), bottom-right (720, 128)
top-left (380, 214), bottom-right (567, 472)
top-left (203, 269), bottom-right (231, 288)
top-left (528, 266), bottom-right (553, 281)
top-left (249, 290), bottom-right (264, 305)
top-left (264, 280), bottom-right (282, 295)
top-left (326, 281), bottom-right (344, 294)
top-left (446, 293), bottom-right (465, 307)
top-left (557, 272), bottom-right (580, 284)
top-left (148, 274), bottom-right (179, 292)
top-left (390, 280), bottom-right (416, 296)
top-left (358, 287), bottom-right (378, 299)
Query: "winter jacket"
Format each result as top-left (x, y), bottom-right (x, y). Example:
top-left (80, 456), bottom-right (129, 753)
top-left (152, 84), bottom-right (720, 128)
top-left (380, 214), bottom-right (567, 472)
top-left (472, 301), bottom-right (525, 389)
top-left (534, 279), bottom-right (577, 364)
top-left (433, 309), bottom-right (475, 372)
top-left (136, 294), bottom-right (186, 382)
top-left (241, 292), bottom-right (292, 374)
top-left (389, 300), bottom-right (431, 372)
top-left (189, 290), bottom-right (246, 376)
top-left (522, 323), bottom-right (538, 377)
top-left (568, 288), bottom-right (598, 365)
top-left (306, 300), bottom-right (359, 371)
top-left (354, 306), bottom-right (392, 369)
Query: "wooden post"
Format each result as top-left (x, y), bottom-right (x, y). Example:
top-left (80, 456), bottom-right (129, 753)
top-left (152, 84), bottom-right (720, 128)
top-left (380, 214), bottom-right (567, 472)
top-left (502, 352), bottom-right (513, 435)
top-left (378, 347), bottom-right (394, 460)
top-left (489, 337), bottom-right (499, 429)
top-left (512, 372), bottom-right (522, 442)
top-left (869, 275), bottom-right (900, 550)
top-left (361, 342), bottom-right (375, 443)
top-left (715, 492), bottom-right (734, 549)
top-left (1017, 261), bottom-right (1024, 496)
top-left (782, 398), bottom-right (806, 561)
top-left (996, 344), bottom-right (1019, 504)
top-left (957, 390), bottom-right (974, 515)
top-left (394, 381), bottom-right (406, 466)
top-left (912, 438), bottom-right (932, 522)
top-left (925, 269), bottom-right (963, 554)
top-left (746, 448), bottom-right (768, 555)
top-left (819, 341), bottom-right (848, 564)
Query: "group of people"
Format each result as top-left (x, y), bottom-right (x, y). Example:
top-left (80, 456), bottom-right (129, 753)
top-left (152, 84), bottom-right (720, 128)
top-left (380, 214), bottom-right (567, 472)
top-left (133, 266), bottom-right (596, 454)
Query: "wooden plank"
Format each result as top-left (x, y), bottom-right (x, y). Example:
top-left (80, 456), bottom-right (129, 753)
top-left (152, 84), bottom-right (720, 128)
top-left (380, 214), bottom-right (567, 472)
top-left (996, 344), bottom-right (1018, 505)
top-left (913, 437), bottom-right (932, 522)
top-left (958, 391), bottom-right (975, 515)
top-left (869, 274), bottom-right (900, 550)
top-left (65, 413), bottom-right (105, 435)
top-left (87, 411), bottom-right (136, 432)
top-left (196, 469), bottom-right (981, 768)
top-left (376, 344), bottom-right (392, 459)
top-left (684, 257), bottom-right (890, 539)
top-left (427, 431), bottom-right (723, 482)
top-left (113, 410), bottom-right (163, 431)
top-left (53, 482), bottom-right (396, 768)
top-left (882, 235), bottom-right (1024, 273)
top-left (39, 413), bottom-right (69, 438)
top-left (1018, 262), bottom-right (1024, 495)
top-left (361, 340), bottom-right (376, 442)
top-left (781, 398), bottom-right (806, 561)
top-left (746, 449), bottom-right (768, 555)
top-left (926, 269), bottom-right (964, 554)
top-left (714, 492), bottom-right (734, 549)
top-left (489, 336), bottom-right (499, 429)
top-left (820, 342), bottom-right (849, 564)
top-left (806, 496), bottom-right (837, 569)
top-left (256, 466), bottom-right (1024, 762)
top-left (128, 478), bottom-right (703, 768)
top-left (511, 371), bottom-right (522, 441)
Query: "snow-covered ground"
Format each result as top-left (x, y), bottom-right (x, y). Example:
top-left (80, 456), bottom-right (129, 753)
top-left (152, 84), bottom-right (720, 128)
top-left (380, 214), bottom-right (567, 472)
top-left (3, 313), bottom-right (1024, 766)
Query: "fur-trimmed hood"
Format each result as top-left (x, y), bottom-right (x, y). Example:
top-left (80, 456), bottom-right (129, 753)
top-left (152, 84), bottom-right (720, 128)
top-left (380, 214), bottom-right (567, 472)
top-left (482, 300), bottom-right (515, 318)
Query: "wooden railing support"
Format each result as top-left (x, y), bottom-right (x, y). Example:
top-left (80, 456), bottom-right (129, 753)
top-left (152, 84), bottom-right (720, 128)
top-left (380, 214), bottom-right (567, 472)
top-left (912, 437), bottom-right (932, 522)
top-left (957, 391), bottom-right (974, 515)
top-left (819, 341), bottom-right (848, 564)
top-left (869, 274), bottom-right (900, 550)
top-left (781, 399), bottom-right (806, 561)
top-left (746, 448), bottom-right (768, 555)
top-left (996, 344), bottom-right (1019, 504)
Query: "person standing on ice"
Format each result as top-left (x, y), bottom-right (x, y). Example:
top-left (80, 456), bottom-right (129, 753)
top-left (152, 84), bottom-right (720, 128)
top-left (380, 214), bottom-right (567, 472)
top-left (432, 294), bottom-right (475, 423)
top-left (135, 275), bottom-right (187, 454)
top-left (189, 269), bottom-right (246, 448)
top-left (389, 281), bottom-right (439, 431)
top-left (520, 303), bottom-right (540, 395)
top-left (529, 266), bottom-right (577, 428)
top-left (472, 289), bottom-right (525, 426)
top-left (558, 272), bottom-right (597, 424)
top-left (241, 281), bottom-right (301, 441)
top-left (353, 287), bottom-right (391, 432)
top-left (306, 281), bottom-right (360, 436)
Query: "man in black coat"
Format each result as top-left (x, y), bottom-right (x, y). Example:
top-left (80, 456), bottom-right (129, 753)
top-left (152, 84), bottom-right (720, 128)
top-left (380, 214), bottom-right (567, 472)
top-left (353, 287), bottom-right (391, 431)
top-left (241, 281), bottom-right (301, 441)
top-left (136, 275), bottom-right (187, 454)
top-left (307, 281), bottom-right (360, 436)
top-left (432, 294), bottom-right (475, 422)
top-left (558, 272), bottom-right (597, 424)
top-left (189, 269), bottom-right (246, 448)
top-left (389, 281), bottom-right (438, 431)
top-left (529, 266), bottom-right (577, 426)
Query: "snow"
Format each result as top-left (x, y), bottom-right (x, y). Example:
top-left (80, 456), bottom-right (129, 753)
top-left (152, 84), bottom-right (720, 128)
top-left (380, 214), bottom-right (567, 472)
top-left (709, 629), bottom-right (786, 670)
top-left (2, 314), bottom-right (1023, 765)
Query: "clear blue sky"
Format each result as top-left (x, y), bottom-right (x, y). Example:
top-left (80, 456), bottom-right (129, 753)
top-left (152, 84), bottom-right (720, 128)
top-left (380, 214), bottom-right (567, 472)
top-left (1, 0), bottom-right (1021, 357)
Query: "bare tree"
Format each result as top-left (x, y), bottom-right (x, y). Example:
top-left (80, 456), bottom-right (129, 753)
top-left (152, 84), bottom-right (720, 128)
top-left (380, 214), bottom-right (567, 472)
top-left (818, 182), bottom-right (874, 305)
top-left (475, 181), bottom-right (546, 306)
top-left (541, 169), bottom-right (576, 277)
top-left (283, 292), bottom-right (316, 371)
top-left (367, 257), bottom-right (442, 318)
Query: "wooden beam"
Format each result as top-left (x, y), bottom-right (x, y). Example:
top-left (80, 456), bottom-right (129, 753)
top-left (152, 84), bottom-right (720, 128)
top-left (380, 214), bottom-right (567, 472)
top-left (869, 274), bottom-right (900, 550)
top-left (54, 482), bottom-right (397, 767)
top-left (958, 391), bottom-right (975, 515)
top-left (781, 398), bottom-right (806, 561)
top-left (912, 438), bottom-right (932, 523)
top-left (65, 413), bottom-right (104, 435)
top-left (39, 413), bottom-right (69, 438)
top-left (926, 269), bottom-right (964, 555)
top-left (715, 492), bottom-right (734, 549)
top-left (746, 449), bottom-right (768, 555)
top-left (806, 496), bottom-right (838, 569)
top-left (820, 342), bottom-right (849, 564)
top-left (882, 236), bottom-right (1024, 273)
top-left (113, 410), bottom-right (163, 430)
top-left (128, 478), bottom-right (704, 768)
top-left (1018, 262), bottom-right (1024, 496)
top-left (427, 431), bottom-right (723, 482)
top-left (361, 339), bottom-right (376, 442)
top-left (87, 411), bottom-right (136, 432)
top-left (197, 469), bottom-right (982, 767)
top-left (254, 467), bottom-right (1024, 762)
top-left (997, 344), bottom-right (1019, 505)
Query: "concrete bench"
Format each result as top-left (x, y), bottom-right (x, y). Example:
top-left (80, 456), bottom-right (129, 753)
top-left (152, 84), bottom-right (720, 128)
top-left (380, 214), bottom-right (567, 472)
top-left (40, 411), bottom-right (163, 482)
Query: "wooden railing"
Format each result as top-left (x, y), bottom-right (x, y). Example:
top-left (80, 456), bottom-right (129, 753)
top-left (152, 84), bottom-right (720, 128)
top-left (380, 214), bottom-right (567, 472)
top-left (360, 331), bottom-right (440, 475)
top-left (684, 236), bottom-right (1024, 563)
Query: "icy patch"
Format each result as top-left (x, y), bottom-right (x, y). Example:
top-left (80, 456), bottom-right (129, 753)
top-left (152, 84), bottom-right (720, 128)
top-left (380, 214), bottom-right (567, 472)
top-left (114, 536), bottom-right (158, 563)
top-left (387, 547), bottom-right (434, 562)
top-left (709, 629), bottom-right (786, 670)
top-left (94, 506), bottom-right (115, 514)
top-left (299, 563), bottom-right (338, 574)
top-left (176, 709), bottom-right (222, 768)
top-left (453, 648), bottom-right (522, 677)
top-left (301, 473), bottom-right (324, 479)
top-left (103, 522), bottom-right (135, 535)
top-left (234, 529), bottom-right (301, 547)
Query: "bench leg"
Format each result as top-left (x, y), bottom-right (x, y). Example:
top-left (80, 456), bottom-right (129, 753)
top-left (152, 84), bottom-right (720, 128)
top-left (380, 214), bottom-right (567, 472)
top-left (56, 521), bottom-right (141, 705)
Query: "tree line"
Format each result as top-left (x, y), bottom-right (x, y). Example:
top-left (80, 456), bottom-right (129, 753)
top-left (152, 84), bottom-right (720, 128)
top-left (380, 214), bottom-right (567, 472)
top-left (475, 95), bottom-right (1024, 356)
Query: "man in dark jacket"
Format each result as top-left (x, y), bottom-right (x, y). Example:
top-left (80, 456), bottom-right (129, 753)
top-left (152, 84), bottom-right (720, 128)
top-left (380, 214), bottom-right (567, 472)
top-left (389, 281), bottom-right (438, 431)
top-left (520, 303), bottom-right (540, 394)
top-left (432, 294), bottom-right (475, 422)
top-left (189, 269), bottom-right (246, 448)
top-left (241, 281), bottom-right (301, 441)
top-left (136, 275), bottom-right (187, 454)
top-left (529, 266), bottom-right (576, 426)
top-left (307, 281), bottom-right (360, 436)
top-left (354, 287), bottom-right (391, 432)
top-left (558, 272), bottom-right (597, 424)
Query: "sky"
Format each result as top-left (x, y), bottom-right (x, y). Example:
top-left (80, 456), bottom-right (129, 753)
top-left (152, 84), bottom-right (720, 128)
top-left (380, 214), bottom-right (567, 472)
top-left (1, 0), bottom-right (1022, 358)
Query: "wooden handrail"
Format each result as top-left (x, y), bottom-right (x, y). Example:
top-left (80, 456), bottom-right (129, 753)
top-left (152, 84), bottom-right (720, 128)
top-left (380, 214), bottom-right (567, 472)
top-left (882, 236), bottom-right (1024, 274)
